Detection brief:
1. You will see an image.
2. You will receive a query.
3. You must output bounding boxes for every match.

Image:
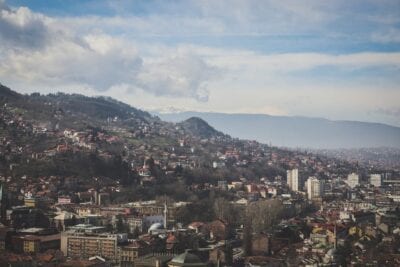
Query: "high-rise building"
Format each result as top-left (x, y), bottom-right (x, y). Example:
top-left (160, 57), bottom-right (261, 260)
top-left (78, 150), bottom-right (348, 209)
top-left (370, 174), bottom-right (382, 187)
top-left (346, 173), bottom-right (359, 188)
top-left (287, 169), bottom-right (299, 191)
top-left (306, 177), bottom-right (324, 200)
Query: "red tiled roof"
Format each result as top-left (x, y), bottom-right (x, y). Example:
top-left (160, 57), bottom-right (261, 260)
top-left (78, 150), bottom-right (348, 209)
top-left (166, 234), bottom-right (178, 243)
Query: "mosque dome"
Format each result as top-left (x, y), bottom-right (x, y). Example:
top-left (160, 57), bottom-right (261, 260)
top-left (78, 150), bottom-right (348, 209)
top-left (169, 251), bottom-right (206, 267)
top-left (148, 222), bottom-right (164, 233)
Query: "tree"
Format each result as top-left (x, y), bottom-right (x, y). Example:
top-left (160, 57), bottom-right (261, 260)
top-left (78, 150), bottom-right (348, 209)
top-left (243, 216), bottom-right (253, 256)
top-left (70, 215), bottom-right (77, 226)
top-left (246, 199), bottom-right (283, 234)
top-left (106, 223), bottom-right (113, 232)
top-left (214, 197), bottom-right (241, 227)
top-left (132, 226), bottom-right (140, 238)
top-left (116, 216), bottom-right (125, 233)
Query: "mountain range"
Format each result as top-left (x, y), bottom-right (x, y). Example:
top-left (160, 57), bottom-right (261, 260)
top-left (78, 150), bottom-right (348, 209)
top-left (2, 82), bottom-right (399, 149)
top-left (155, 111), bottom-right (400, 149)
top-left (0, 83), bottom-right (224, 142)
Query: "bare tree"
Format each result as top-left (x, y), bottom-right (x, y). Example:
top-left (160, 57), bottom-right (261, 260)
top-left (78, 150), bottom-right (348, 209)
top-left (246, 199), bottom-right (283, 234)
top-left (214, 197), bottom-right (241, 226)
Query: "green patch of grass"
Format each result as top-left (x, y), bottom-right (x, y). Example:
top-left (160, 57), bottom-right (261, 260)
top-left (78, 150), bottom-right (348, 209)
top-left (10, 107), bottom-right (27, 115)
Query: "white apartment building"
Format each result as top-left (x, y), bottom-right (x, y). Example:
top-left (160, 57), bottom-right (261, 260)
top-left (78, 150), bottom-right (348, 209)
top-left (287, 169), bottom-right (299, 192)
top-left (346, 173), bottom-right (359, 188)
top-left (307, 176), bottom-right (324, 200)
top-left (370, 174), bottom-right (382, 187)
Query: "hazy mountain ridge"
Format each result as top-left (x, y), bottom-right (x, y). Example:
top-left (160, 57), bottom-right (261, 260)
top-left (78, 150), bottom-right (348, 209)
top-left (156, 111), bottom-right (400, 149)
top-left (0, 84), bottom-right (223, 141)
top-left (2, 82), bottom-right (399, 149)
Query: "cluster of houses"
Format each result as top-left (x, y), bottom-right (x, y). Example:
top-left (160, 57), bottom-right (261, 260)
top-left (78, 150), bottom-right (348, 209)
top-left (2, 100), bottom-right (400, 266)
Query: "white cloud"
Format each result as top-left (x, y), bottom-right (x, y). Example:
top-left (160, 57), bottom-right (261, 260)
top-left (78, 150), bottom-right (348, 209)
top-left (207, 51), bottom-right (400, 72)
top-left (0, 3), bottom-right (51, 48)
top-left (0, 2), bottom-right (218, 100)
top-left (136, 52), bottom-right (218, 101)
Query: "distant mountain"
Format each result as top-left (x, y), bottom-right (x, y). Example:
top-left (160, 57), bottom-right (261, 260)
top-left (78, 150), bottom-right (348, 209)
top-left (178, 117), bottom-right (226, 139)
top-left (156, 111), bottom-right (400, 149)
top-left (3, 82), bottom-right (399, 149)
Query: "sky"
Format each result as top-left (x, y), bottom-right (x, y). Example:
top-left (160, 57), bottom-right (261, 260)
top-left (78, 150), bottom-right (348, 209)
top-left (0, 0), bottom-right (399, 126)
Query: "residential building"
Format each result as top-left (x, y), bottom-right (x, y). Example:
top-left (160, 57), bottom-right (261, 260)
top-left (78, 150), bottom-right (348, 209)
top-left (119, 240), bottom-right (149, 267)
top-left (287, 169), bottom-right (299, 192)
top-left (346, 173), bottom-right (359, 188)
top-left (61, 224), bottom-right (126, 263)
top-left (217, 180), bottom-right (228, 190)
top-left (12, 235), bottom-right (41, 253)
top-left (252, 233), bottom-right (270, 256)
top-left (58, 196), bottom-right (72, 205)
top-left (370, 174), bottom-right (382, 187)
top-left (126, 216), bottom-right (144, 233)
top-left (307, 177), bottom-right (324, 200)
top-left (11, 228), bottom-right (60, 253)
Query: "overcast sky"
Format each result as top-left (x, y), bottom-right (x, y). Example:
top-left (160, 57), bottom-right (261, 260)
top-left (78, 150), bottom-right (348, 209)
top-left (1, 0), bottom-right (399, 126)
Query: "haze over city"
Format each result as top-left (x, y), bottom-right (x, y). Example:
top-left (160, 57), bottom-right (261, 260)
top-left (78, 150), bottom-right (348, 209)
top-left (1, 0), bottom-right (400, 126)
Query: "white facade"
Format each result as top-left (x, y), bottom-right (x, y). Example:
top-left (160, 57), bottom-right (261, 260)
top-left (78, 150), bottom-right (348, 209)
top-left (346, 173), bottom-right (359, 188)
top-left (287, 169), bottom-right (299, 192)
top-left (370, 174), bottom-right (382, 187)
top-left (307, 176), bottom-right (324, 200)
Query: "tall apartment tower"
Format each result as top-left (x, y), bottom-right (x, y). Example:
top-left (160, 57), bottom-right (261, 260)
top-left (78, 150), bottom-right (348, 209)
top-left (346, 173), bottom-right (359, 188)
top-left (370, 174), bottom-right (382, 187)
top-left (287, 169), bottom-right (299, 192)
top-left (307, 177), bottom-right (324, 200)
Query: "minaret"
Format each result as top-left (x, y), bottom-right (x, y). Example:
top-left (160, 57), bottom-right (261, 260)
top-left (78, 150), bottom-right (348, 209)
top-left (334, 223), bottom-right (337, 249)
top-left (163, 201), bottom-right (168, 229)
top-left (0, 183), bottom-right (3, 223)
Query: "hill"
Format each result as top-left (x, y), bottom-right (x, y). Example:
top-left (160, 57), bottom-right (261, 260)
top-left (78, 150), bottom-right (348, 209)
top-left (0, 83), bottom-right (22, 100)
top-left (0, 83), bottom-right (298, 191)
top-left (156, 111), bottom-right (400, 149)
top-left (178, 117), bottom-right (226, 139)
top-left (0, 84), bottom-right (157, 130)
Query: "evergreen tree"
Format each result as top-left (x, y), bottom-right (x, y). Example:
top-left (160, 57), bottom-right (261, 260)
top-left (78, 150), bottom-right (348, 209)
top-left (133, 226), bottom-right (140, 238)
top-left (116, 216), bottom-right (125, 233)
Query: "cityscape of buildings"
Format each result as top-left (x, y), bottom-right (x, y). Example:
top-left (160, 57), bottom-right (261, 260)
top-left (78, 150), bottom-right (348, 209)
top-left (0, 87), bottom-right (400, 266)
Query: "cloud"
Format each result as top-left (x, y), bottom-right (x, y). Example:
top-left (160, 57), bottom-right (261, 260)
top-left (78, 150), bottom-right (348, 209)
top-left (204, 49), bottom-right (400, 74)
top-left (371, 28), bottom-right (400, 43)
top-left (53, 0), bottom-right (399, 44)
top-left (0, 2), bottom-right (217, 101)
top-left (0, 1), bottom-right (51, 49)
top-left (0, 34), bottom-right (217, 100)
top-left (0, 35), bottom-right (141, 90)
top-left (136, 52), bottom-right (218, 101)
top-left (373, 108), bottom-right (400, 118)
